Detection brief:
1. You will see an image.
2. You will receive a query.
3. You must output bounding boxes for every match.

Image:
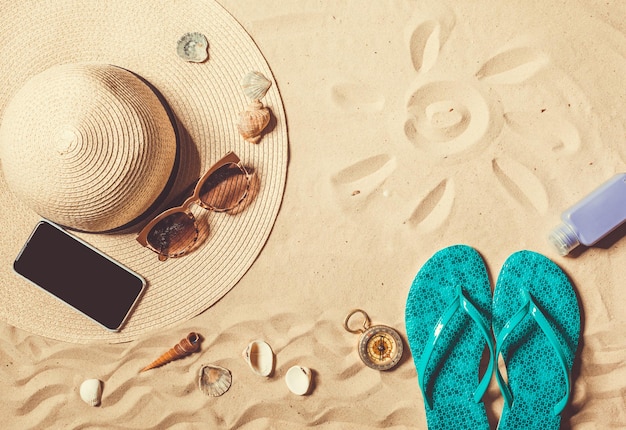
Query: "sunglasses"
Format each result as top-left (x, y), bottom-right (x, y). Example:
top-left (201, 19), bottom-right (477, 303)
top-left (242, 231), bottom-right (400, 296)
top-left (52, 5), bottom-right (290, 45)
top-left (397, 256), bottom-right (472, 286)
top-left (137, 151), bottom-right (251, 261)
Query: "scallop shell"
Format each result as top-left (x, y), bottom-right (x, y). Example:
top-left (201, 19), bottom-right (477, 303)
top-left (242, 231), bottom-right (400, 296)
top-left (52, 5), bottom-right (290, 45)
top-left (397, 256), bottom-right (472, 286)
top-left (237, 100), bottom-right (271, 144)
top-left (285, 366), bottom-right (312, 396)
top-left (241, 71), bottom-right (272, 101)
top-left (242, 340), bottom-right (274, 377)
top-left (198, 364), bottom-right (232, 397)
top-left (176, 32), bottom-right (209, 63)
top-left (79, 379), bottom-right (102, 407)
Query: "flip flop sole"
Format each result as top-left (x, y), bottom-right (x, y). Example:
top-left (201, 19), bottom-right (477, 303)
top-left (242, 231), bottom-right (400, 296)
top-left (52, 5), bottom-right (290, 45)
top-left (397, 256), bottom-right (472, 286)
top-left (405, 245), bottom-right (492, 430)
top-left (493, 251), bottom-right (580, 430)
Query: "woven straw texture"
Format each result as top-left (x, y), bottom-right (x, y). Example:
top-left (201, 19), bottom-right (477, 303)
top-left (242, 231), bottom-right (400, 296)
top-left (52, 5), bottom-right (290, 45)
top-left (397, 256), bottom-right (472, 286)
top-left (0, 63), bottom-right (177, 232)
top-left (0, 0), bottom-right (288, 343)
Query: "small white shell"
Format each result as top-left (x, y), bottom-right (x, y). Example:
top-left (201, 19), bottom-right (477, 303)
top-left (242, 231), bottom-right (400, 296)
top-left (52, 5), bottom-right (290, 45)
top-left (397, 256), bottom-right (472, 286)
top-left (242, 340), bottom-right (274, 377)
top-left (285, 366), bottom-right (312, 396)
top-left (79, 379), bottom-right (102, 407)
top-left (198, 364), bottom-right (232, 397)
top-left (176, 32), bottom-right (209, 63)
top-left (241, 71), bottom-right (272, 101)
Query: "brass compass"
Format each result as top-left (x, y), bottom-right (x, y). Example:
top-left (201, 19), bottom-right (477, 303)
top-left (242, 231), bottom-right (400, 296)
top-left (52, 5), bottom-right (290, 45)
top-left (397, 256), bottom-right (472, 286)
top-left (344, 309), bottom-right (403, 371)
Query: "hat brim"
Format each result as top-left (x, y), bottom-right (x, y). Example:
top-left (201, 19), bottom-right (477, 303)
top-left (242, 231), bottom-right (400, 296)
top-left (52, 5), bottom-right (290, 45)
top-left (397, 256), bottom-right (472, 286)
top-left (0, 0), bottom-right (288, 343)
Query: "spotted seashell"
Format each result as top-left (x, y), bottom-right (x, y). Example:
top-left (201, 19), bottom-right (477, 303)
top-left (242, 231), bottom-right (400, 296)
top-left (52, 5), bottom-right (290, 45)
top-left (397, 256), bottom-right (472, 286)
top-left (176, 32), bottom-right (209, 63)
top-left (237, 100), bottom-right (271, 144)
top-left (79, 379), bottom-right (102, 407)
top-left (198, 364), bottom-right (232, 397)
top-left (241, 71), bottom-right (272, 101)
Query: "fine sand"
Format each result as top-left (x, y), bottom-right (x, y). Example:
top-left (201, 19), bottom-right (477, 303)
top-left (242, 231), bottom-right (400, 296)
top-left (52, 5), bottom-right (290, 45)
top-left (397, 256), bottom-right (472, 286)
top-left (2, 0), bottom-right (626, 428)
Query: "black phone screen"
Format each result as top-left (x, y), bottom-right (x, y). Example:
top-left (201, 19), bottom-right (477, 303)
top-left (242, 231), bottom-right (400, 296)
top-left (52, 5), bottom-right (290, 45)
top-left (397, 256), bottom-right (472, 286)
top-left (13, 220), bottom-right (146, 331)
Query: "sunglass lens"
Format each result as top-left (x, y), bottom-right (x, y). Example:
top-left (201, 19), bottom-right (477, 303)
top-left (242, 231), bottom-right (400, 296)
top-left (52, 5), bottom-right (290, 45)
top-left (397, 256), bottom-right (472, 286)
top-left (146, 211), bottom-right (197, 258)
top-left (199, 163), bottom-right (249, 211)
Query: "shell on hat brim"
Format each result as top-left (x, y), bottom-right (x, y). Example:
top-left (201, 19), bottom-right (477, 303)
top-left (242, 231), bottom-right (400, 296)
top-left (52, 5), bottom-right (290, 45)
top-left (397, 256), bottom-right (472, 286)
top-left (237, 100), bottom-right (271, 144)
top-left (176, 32), bottom-right (209, 63)
top-left (198, 364), bottom-right (232, 397)
top-left (241, 71), bottom-right (272, 101)
top-left (0, 0), bottom-right (289, 345)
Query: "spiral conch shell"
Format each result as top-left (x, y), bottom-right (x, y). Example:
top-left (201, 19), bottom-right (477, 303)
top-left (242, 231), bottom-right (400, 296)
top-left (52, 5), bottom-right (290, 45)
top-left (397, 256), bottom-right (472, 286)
top-left (237, 100), bottom-right (271, 144)
top-left (140, 332), bottom-right (201, 372)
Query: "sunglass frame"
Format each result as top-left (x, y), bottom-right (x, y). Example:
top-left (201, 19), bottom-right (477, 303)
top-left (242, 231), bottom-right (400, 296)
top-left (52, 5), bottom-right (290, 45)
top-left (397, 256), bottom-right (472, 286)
top-left (136, 151), bottom-right (251, 260)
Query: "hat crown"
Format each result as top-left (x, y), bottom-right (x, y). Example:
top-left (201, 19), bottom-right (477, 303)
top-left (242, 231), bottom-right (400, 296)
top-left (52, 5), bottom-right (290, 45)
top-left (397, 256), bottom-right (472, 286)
top-left (0, 63), bottom-right (177, 232)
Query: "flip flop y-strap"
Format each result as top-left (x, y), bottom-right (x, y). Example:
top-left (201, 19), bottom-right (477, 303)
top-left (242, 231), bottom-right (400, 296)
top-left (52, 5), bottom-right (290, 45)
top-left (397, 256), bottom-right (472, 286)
top-left (495, 288), bottom-right (572, 416)
top-left (418, 284), bottom-right (495, 410)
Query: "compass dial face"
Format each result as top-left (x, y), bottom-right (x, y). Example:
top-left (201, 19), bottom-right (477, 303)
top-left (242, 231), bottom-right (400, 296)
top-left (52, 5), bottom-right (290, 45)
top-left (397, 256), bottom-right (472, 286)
top-left (358, 325), bottom-right (403, 371)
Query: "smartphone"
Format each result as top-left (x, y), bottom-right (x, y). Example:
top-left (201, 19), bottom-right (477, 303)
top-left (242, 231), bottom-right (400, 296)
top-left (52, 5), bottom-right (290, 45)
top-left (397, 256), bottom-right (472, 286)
top-left (13, 220), bottom-right (146, 331)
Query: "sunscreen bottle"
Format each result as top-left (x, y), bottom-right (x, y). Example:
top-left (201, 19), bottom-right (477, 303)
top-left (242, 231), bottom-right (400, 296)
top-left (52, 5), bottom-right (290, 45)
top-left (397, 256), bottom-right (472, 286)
top-left (549, 173), bottom-right (626, 256)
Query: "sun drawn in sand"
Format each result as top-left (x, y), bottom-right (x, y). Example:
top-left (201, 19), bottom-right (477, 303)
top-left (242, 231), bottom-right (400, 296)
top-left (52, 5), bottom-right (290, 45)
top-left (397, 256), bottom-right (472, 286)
top-left (331, 7), bottom-right (585, 232)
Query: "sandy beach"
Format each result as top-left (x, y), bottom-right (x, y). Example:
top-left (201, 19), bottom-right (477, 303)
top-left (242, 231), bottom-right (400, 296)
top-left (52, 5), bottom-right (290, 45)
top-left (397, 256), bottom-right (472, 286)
top-left (1, 0), bottom-right (625, 428)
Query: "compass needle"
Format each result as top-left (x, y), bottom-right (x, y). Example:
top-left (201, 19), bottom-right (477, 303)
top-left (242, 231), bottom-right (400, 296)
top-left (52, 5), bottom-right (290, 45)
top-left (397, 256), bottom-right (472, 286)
top-left (344, 309), bottom-right (403, 371)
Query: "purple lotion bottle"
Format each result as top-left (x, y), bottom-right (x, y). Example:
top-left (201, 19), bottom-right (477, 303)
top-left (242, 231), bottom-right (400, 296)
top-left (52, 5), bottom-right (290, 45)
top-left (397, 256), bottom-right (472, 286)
top-left (549, 173), bottom-right (626, 256)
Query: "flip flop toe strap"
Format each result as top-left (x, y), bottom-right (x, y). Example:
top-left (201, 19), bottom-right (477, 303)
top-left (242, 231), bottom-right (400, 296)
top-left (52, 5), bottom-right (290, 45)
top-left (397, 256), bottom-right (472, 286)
top-left (495, 288), bottom-right (572, 416)
top-left (418, 284), bottom-right (495, 410)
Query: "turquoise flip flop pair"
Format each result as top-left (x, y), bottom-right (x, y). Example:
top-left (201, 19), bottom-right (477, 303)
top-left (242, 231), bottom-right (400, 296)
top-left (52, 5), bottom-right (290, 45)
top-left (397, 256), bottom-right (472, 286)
top-left (404, 245), bottom-right (580, 430)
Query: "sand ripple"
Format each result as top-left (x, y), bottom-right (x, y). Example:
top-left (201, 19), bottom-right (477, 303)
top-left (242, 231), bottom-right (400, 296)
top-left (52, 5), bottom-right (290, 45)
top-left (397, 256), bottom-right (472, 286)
top-left (2, 1), bottom-right (626, 428)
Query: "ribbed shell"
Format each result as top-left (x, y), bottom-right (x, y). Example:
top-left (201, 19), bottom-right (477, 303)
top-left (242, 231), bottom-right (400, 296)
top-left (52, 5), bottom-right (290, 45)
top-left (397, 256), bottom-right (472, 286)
top-left (176, 32), bottom-right (209, 63)
top-left (241, 71), bottom-right (272, 100)
top-left (198, 364), bottom-right (232, 397)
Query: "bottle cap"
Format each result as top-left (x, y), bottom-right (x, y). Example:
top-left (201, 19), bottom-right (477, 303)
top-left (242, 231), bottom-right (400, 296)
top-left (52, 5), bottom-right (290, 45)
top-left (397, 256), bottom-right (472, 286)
top-left (548, 223), bottom-right (580, 256)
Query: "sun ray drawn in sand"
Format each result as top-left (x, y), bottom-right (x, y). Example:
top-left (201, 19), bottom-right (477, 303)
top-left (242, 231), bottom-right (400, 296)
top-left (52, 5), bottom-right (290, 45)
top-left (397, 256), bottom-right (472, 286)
top-left (331, 7), bottom-right (585, 230)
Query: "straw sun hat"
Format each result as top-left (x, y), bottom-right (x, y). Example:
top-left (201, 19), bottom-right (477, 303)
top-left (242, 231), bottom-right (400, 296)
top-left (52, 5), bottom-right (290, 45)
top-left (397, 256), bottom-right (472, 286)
top-left (0, 0), bottom-right (288, 343)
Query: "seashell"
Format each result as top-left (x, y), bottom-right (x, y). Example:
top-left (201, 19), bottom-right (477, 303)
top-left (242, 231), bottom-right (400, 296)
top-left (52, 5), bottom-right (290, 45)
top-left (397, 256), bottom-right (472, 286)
top-left (237, 100), bottom-right (271, 144)
top-left (140, 332), bottom-right (201, 372)
top-left (241, 71), bottom-right (272, 101)
top-left (79, 379), bottom-right (102, 407)
top-left (285, 365), bottom-right (312, 396)
top-left (198, 364), bottom-right (232, 397)
top-left (242, 340), bottom-right (274, 377)
top-left (176, 32), bottom-right (209, 63)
